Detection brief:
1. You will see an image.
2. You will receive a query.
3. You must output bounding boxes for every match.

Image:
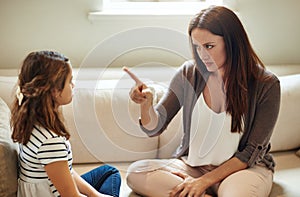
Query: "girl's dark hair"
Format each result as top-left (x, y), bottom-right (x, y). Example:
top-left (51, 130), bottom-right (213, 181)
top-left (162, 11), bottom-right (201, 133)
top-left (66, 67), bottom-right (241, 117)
top-left (189, 6), bottom-right (267, 133)
top-left (11, 50), bottom-right (71, 144)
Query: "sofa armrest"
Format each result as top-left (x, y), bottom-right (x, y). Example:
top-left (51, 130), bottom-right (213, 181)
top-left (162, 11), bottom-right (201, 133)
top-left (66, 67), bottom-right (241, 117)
top-left (0, 97), bottom-right (18, 197)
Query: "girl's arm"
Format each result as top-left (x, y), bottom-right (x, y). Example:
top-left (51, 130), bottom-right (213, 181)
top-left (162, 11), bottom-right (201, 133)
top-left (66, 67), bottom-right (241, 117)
top-left (45, 161), bottom-right (86, 197)
top-left (46, 161), bottom-right (110, 197)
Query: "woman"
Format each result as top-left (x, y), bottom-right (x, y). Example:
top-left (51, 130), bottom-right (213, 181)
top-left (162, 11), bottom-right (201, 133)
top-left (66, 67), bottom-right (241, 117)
top-left (125, 6), bottom-right (280, 197)
top-left (11, 51), bottom-right (121, 197)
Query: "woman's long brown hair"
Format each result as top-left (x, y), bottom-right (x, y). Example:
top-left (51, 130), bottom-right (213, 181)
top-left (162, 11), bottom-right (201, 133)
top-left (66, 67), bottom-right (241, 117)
top-left (189, 6), bottom-right (266, 133)
top-left (11, 51), bottom-right (71, 144)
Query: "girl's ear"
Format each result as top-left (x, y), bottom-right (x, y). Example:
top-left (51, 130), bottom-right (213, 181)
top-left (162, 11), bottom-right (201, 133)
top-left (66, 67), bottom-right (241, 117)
top-left (51, 88), bottom-right (60, 99)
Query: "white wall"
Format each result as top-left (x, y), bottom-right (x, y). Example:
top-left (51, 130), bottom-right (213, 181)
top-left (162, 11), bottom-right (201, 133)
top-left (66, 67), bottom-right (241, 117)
top-left (0, 0), bottom-right (299, 69)
top-left (236, 0), bottom-right (300, 65)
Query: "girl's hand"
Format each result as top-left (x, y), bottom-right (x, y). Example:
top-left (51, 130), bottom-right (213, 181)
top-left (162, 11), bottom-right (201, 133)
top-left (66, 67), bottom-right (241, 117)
top-left (123, 66), bottom-right (153, 105)
top-left (169, 172), bottom-right (209, 197)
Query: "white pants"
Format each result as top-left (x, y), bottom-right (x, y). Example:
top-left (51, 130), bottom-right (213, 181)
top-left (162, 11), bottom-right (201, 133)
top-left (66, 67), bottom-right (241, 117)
top-left (126, 159), bottom-right (273, 197)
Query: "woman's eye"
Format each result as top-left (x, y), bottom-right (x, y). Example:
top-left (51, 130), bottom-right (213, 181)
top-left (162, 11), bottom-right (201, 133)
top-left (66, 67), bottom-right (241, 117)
top-left (205, 45), bottom-right (214, 49)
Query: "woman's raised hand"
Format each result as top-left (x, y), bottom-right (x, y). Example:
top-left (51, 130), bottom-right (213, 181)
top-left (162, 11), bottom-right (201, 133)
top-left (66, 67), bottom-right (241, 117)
top-left (123, 66), bottom-right (153, 105)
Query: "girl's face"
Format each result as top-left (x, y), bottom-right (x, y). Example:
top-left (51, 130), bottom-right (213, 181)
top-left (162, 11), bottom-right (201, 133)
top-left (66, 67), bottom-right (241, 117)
top-left (54, 64), bottom-right (74, 106)
top-left (191, 28), bottom-right (227, 75)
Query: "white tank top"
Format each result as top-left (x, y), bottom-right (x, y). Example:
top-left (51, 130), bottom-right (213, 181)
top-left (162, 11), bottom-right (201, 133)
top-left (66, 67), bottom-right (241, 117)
top-left (183, 94), bottom-right (242, 166)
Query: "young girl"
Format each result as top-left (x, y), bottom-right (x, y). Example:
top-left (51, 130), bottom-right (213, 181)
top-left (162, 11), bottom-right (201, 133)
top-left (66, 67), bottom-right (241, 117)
top-left (11, 51), bottom-right (121, 197)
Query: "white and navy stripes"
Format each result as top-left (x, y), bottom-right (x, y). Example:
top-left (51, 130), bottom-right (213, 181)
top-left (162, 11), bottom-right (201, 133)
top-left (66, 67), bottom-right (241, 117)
top-left (18, 126), bottom-right (73, 197)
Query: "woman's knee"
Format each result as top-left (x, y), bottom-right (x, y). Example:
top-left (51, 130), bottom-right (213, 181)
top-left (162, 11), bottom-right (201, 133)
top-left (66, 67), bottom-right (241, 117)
top-left (127, 169), bottom-right (184, 197)
top-left (127, 159), bottom-right (167, 174)
top-left (218, 178), bottom-right (256, 197)
top-left (126, 171), bottom-right (151, 196)
top-left (218, 168), bottom-right (272, 197)
top-left (126, 159), bottom-right (172, 190)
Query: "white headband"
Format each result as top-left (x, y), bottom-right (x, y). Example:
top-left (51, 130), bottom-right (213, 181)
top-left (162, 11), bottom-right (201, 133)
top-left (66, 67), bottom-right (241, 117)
top-left (16, 86), bottom-right (24, 106)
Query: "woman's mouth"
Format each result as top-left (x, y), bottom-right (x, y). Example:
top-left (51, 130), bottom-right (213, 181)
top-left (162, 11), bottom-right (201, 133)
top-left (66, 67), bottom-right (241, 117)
top-left (204, 61), bottom-right (215, 68)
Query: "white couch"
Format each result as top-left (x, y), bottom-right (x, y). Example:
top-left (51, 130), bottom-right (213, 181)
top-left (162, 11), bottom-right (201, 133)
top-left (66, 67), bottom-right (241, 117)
top-left (0, 65), bottom-right (300, 197)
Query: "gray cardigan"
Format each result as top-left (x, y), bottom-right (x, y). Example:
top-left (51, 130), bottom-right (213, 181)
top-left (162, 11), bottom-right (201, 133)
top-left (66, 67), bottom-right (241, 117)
top-left (141, 60), bottom-right (281, 172)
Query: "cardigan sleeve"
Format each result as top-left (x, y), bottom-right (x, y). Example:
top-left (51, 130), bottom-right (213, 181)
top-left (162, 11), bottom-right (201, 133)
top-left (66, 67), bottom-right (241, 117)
top-left (234, 74), bottom-right (281, 168)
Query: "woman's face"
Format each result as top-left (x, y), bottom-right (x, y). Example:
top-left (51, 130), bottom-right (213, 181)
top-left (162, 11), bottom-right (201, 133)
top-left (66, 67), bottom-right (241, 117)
top-left (191, 28), bottom-right (227, 74)
top-left (54, 64), bottom-right (74, 106)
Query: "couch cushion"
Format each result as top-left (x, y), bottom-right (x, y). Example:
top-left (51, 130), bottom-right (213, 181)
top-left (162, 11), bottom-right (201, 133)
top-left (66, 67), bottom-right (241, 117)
top-left (270, 74), bottom-right (300, 152)
top-left (0, 76), bottom-right (17, 106)
top-left (64, 79), bottom-right (160, 163)
top-left (0, 97), bottom-right (18, 197)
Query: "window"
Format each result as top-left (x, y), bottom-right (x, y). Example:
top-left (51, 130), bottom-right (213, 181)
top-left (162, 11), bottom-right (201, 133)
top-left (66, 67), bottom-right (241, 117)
top-left (94, 0), bottom-right (224, 15)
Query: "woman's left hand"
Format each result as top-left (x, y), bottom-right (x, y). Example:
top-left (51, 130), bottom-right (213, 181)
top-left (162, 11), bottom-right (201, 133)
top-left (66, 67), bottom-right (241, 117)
top-left (169, 172), bottom-right (209, 197)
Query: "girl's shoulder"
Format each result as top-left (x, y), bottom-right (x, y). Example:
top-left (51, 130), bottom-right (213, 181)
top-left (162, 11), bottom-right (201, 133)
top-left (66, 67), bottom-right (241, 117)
top-left (31, 126), bottom-right (66, 145)
top-left (20, 126), bottom-right (68, 157)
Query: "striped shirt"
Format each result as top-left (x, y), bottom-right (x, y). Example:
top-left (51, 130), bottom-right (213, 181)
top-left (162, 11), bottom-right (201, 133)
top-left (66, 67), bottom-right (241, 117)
top-left (18, 126), bottom-right (73, 197)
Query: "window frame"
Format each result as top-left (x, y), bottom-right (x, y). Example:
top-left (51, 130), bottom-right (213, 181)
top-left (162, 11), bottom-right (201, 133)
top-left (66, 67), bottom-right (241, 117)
top-left (99, 0), bottom-right (223, 15)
